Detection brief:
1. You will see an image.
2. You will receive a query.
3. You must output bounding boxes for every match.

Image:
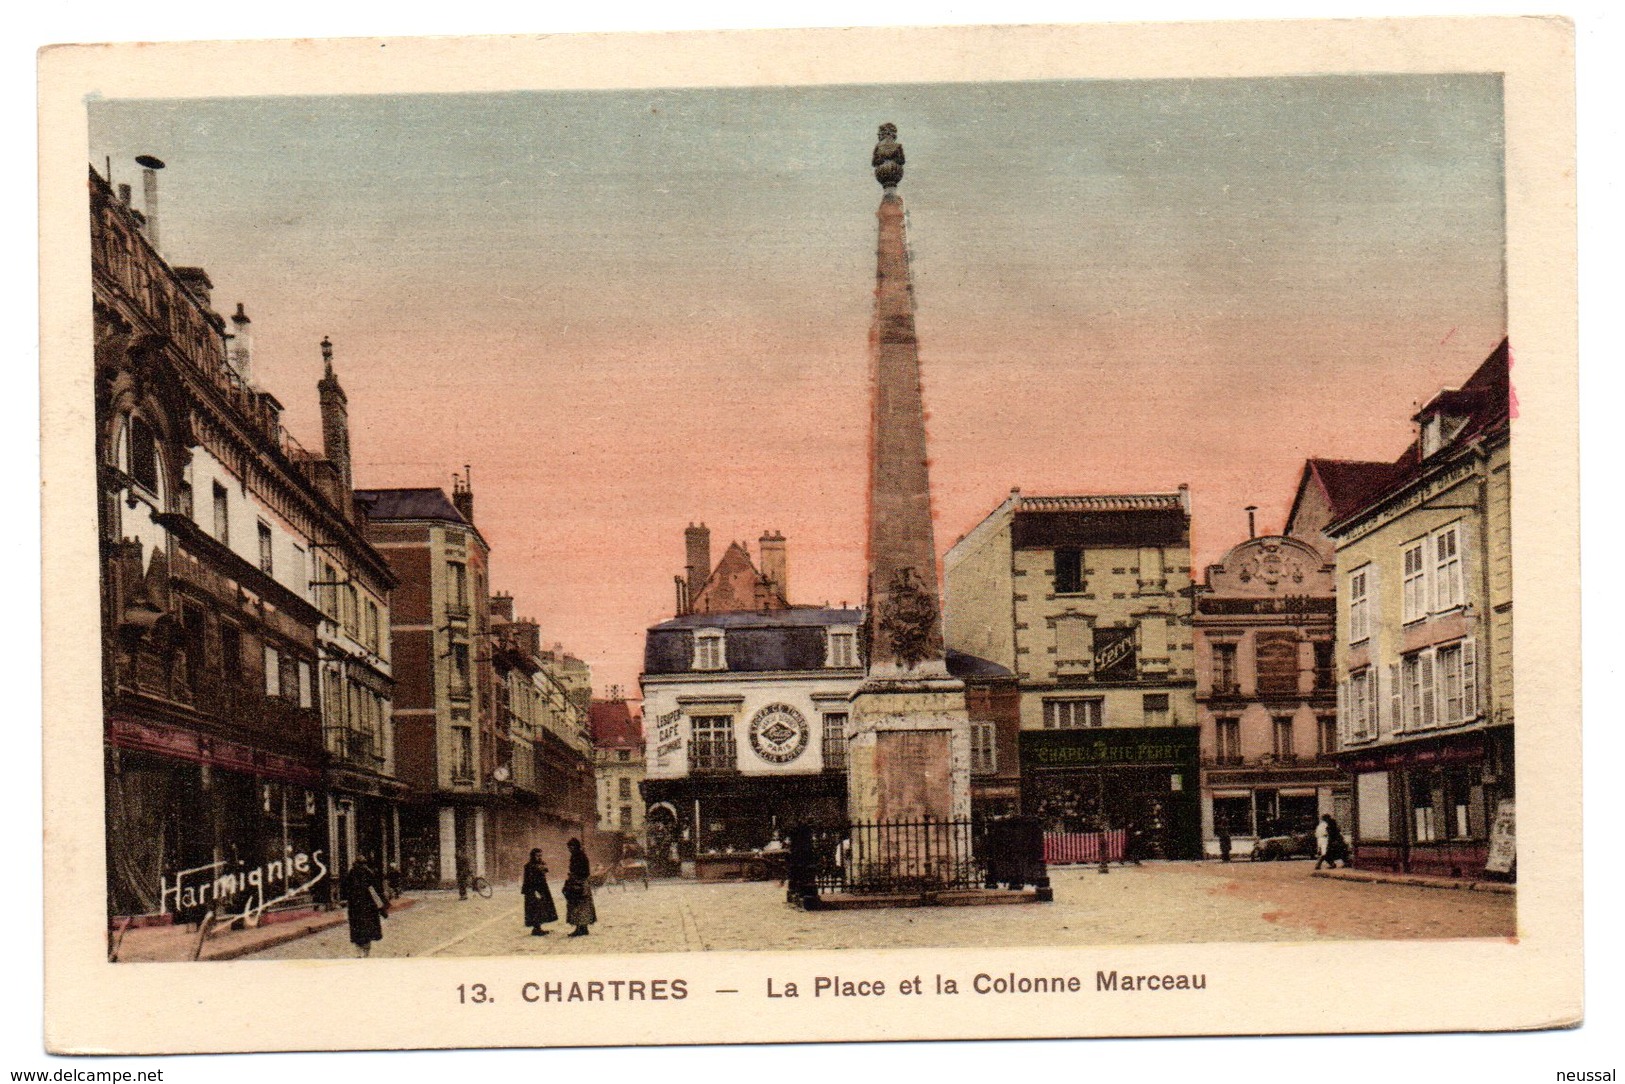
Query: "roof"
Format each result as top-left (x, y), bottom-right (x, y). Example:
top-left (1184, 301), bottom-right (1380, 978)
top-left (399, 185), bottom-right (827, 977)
top-left (1326, 339), bottom-right (1511, 532)
top-left (590, 700), bottom-right (644, 748)
top-left (1300, 458), bottom-right (1404, 521)
top-left (355, 488), bottom-right (468, 524)
top-left (1016, 493), bottom-right (1186, 514)
top-left (651, 607), bottom-right (863, 632)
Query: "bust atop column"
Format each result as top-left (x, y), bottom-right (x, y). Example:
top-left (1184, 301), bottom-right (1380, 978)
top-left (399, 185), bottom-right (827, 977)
top-left (872, 123), bottom-right (905, 189)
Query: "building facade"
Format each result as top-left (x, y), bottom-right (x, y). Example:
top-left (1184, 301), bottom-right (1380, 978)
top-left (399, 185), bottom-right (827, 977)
top-left (1194, 534), bottom-right (1345, 857)
top-left (94, 164), bottom-right (399, 921)
top-left (943, 489), bottom-right (1202, 859)
top-left (487, 595), bottom-right (598, 882)
top-left (356, 481), bottom-right (497, 888)
top-left (590, 698), bottom-right (647, 840)
top-left (1325, 341), bottom-right (1513, 879)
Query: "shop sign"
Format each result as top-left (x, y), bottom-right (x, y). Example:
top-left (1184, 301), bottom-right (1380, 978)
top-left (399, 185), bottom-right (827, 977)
top-left (161, 848), bottom-right (328, 921)
top-left (1092, 627), bottom-right (1137, 681)
top-left (654, 708), bottom-right (684, 765)
top-left (1023, 727), bottom-right (1198, 768)
top-left (1338, 735), bottom-right (1484, 774)
top-left (748, 703), bottom-right (810, 764)
top-left (1485, 799), bottom-right (1515, 874)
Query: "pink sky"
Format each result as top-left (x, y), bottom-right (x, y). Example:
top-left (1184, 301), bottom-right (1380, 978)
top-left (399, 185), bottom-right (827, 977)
top-left (88, 77), bottom-right (1508, 699)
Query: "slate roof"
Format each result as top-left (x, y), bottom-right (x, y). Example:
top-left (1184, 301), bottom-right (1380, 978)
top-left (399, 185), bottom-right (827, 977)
top-left (1302, 458), bottom-right (1405, 521)
top-left (355, 487), bottom-right (468, 524)
top-left (945, 649), bottom-right (1015, 680)
top-left (652, 607), bottom-right (863, 631)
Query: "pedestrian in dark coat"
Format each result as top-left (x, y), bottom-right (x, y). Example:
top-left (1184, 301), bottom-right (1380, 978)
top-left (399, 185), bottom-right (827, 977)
top-left (522, 848), bottom-right (558, 936)
top-left (342, 854), bottom-right (387, 957)
top-left (1217, 822), bottom-right (1232, 863)
top-left (563, 838), bottom-right (597, 937)
top-left (1323, 814), bottom-right (1350, 869)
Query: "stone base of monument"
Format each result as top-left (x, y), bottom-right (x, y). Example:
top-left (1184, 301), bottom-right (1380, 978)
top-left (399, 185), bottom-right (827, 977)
top-left (846, 679), bottom-right (972, 825)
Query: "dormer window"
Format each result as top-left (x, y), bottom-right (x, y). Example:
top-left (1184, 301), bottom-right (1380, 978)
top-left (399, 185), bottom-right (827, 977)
top-left (693, 629), bottom-right (726, 671)
top-left (1421, 412), bottom-right (1468, 458)
top-left (826, 627), bottom-right (859, 668)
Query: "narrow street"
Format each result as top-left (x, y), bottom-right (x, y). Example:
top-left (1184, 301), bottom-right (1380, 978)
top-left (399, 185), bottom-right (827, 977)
top-left (243, 861), bottom-right (1515, 960)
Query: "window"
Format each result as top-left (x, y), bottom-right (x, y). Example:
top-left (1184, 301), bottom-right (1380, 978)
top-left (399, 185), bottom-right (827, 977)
top-left (1313, 641), bottom-right (1335, 691)
top-left (452, 726), bottom-right (474, 783)
top-left (827, 630), bottom-right (858, 668)
top-left (1043, 698), bottom-right (1102, 729)
top-left (821, 713), bottom-right (848, 771)
top-left (1142, 693), bottom-right (1170, 728)
top-left (219, 624), bottom-right (242, 679)
top-left (1214, 718), bottom-right (1241, 764)
top-left (970, 721), bottom-right (997, 775)
top-left (617, 749), bottom-right (631, 763)
top-left (690, 716), bottom-right (736, 772)
top-left (317, 561), bottom-right (338, 619)
top-left (1054, 548), bottom-right (1083, 594)
top-left (618, 777), bottom-right (632, 800)
top-left (1212, 795), bottom-right (1252, 837)
top-left (1433, 526), bottom-right (1463, 612)
top-left (364, 599), bottom-right (381, 652)
top-left (1272, 717), bottom-right (1295, 761)
top-left (693, 631), bottom-right (726, 671)
top-left (1255, 634), bottom-right (1299, 696)
top-left (450, 642), bottom-right (471, 697)
top-left (1211, 642), bottom-right (1238, 695)
top-left (1348, 566), bottom-right (1370, 643)
top-left (280, 655), bottom-right (299, 703)
top-left (619, 806), bottom-right (633, 829)
top-left (1349, 669), bottom-right (1372, 740)
top-left (257, 521), bottom-right (274, 575)
top-left (297, 661), bottom-right (312, 709)
top-left (1138, 546), bottom-right (1165, 589)
top-left (128, 416), bottom-right (159, 492)
top-left (1317, 716), bottom-right (1337, 757)
top-left (212, 482), bottom-right (230, 545)
top-left (263, 646), bottom-right (280, 697)
top-left (1402, 540), bottom-right (1427, 622)
top-left (446, 562), bottom-right (469, 615)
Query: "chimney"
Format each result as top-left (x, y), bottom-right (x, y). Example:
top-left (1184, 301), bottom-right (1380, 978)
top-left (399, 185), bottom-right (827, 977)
top-left (135, 155), bottom-right (164, 252)
top-left (674, 574), bottom-right (690, 617)
top-left (511, 619), bottom-right (541, 659)
top-left (117, 183), bottom-right (132, 206)
top-left (684, 522), bottom-right (711, 597)
top-left (226, 303), bottom-right (253, 385)
top-left (1245, 505), bottom-right (1258, 539)
top-left (317, 337), bottom-right (353, 500)
top-left (452, 465), bottom-right (475, 523)
top-left (489, 591), bottom-right (514, 622)
top-left (759, 530), bottom-right (788, 603)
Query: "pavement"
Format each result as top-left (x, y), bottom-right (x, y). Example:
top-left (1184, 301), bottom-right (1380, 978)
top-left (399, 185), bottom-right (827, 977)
top-left (109, 898), bottom-right (418, 963)
top-left (231, 859), bottom-right (1515, 961)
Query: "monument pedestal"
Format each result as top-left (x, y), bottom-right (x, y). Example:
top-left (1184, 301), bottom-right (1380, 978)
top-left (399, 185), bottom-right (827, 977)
top-left (846, 678), bottom-right (971, 824)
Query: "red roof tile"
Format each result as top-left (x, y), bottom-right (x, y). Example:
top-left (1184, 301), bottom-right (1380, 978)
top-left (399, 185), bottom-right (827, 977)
top-left (590, 700), bottom-right (643, 748)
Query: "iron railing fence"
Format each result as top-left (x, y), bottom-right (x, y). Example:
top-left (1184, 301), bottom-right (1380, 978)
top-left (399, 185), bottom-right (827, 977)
top-left (788, 817), bottom-right (1050, 903)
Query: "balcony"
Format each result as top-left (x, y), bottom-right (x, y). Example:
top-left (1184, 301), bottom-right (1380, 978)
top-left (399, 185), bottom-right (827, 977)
top-left (325, 726), bottom-right (385, 771)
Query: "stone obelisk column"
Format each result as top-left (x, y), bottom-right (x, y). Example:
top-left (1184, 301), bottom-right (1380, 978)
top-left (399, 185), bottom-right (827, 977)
top-left (847, 124), bottom-right (972, 831)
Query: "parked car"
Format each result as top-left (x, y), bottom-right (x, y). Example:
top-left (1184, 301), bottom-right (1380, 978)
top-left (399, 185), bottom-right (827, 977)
top-left (1250, 830), bottom-right (1318, 861)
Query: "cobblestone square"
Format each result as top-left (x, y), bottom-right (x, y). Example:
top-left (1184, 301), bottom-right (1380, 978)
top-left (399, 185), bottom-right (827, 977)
top-left (244, 861), bottom-right (1515, 960)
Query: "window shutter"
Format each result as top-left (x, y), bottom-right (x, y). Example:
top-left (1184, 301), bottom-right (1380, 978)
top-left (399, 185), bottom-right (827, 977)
top-left (1420, 651), bottom-right (1436, 728)
top-left (1337, 680), bottom-right (1349, 744)
top-left (1462, 638), bottom-right (1479, 720)
top-left (1387, 664), bottom-right (1401, 737)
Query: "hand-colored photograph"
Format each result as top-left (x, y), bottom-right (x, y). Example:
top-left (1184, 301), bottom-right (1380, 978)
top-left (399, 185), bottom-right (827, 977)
top-left (88, 72), bottom-right (1515, 963)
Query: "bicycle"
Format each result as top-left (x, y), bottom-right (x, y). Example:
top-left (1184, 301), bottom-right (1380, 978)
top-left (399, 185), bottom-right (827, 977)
top-left (458, 873), bottom-right (493, 899)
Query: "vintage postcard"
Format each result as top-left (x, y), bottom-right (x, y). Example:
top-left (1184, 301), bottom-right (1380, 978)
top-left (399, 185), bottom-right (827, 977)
top-left (39, 16), bottom-right (1578, 1054)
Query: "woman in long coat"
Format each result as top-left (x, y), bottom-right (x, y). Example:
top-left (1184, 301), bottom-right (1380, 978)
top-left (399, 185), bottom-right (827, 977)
top-left (563, 837), bottom-right (597, 937)
top-left (522, 848), bottom-right (558, 936)
top-left (342, 854), bottom-right (387, 957)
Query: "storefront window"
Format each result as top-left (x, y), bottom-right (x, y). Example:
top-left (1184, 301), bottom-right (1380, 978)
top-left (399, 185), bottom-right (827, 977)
top-left (1212, 795), bottom-right (1252, 837)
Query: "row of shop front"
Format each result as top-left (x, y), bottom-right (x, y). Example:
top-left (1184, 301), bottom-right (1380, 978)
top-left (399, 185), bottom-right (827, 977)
top-left (104, 715), bottom-right (593, 924)
top-left (639, 724), bottom-right (1512, 876)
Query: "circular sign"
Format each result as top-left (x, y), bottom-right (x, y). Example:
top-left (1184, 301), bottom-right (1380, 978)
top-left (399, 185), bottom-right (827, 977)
top-left (748, 703), bottom-right (810, 765)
